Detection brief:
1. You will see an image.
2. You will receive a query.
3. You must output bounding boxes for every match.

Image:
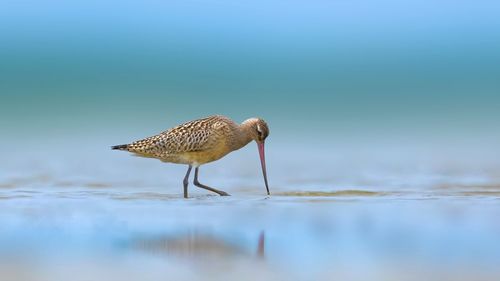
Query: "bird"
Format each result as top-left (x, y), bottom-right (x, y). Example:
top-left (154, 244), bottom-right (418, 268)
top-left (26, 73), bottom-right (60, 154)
top-left (112, 115), bottom-right (270, 198)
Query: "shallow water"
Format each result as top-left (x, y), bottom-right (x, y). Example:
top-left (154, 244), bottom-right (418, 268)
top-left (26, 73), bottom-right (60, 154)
top-left (2, 141), bottom-right (500, 281)
top-left (2, 188), bottom-right (500, 281)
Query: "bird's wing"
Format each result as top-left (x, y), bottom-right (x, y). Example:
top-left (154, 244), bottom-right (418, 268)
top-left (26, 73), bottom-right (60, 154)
top-left (126, 116), bottom-right (229, 156)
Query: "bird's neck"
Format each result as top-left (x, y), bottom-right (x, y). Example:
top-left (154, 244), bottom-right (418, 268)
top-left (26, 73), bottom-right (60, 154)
top-left (230, 120), bottom-right (254, 151)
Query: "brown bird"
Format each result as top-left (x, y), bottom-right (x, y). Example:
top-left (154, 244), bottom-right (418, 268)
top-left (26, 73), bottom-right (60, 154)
top-left (112, 115), bottom-right (270, 198)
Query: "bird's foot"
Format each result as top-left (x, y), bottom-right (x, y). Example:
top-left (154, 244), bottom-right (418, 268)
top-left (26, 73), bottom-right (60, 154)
top-left (218, 191), bottom-right (230, 196)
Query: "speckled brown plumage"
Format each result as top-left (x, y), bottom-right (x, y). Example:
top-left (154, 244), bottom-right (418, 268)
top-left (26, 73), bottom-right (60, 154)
top-left (113, 115), bottom-right (268, 165)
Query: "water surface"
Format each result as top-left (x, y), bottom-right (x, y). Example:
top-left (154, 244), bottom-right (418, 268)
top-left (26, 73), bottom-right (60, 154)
top-left (1, 143), bottom-right (500, 281)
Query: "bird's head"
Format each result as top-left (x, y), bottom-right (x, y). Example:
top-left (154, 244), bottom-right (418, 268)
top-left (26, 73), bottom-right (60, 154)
top-left (242, 118), bottom-right (270, 195)
top-left (246, 118), bottom-right (270, 143)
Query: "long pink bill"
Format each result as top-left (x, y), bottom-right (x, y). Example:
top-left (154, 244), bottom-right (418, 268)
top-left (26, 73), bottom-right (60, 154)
top-left (257, 142), bottom-right (270, 195)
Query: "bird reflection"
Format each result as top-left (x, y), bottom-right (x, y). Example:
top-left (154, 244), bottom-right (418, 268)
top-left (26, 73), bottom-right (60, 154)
top-left (134, 230), bottom-right (266, 260)
top-left (257, 231), bottom-right (265, 258)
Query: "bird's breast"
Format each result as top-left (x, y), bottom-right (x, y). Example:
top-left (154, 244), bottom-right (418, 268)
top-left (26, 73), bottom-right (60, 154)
top-left (175, 141), bottom-right (234, 165)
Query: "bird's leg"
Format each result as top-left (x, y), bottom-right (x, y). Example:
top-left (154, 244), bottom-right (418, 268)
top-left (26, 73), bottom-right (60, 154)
top-left (194, 167), bottom-right (230, 196)
top-left (183, 165), bottom-right (193, 198)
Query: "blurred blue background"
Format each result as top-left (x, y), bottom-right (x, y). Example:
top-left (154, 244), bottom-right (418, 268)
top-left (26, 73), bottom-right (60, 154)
top-left (2, 0), bottom-right (500, 143)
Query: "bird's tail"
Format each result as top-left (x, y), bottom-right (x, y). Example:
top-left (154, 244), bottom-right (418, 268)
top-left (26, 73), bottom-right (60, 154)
top-left (111, 144), bottom-right (130, 151)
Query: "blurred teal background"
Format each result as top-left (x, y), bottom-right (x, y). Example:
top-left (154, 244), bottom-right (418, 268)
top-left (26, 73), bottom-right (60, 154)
top-left (2, 0), bottom-right (500, 143)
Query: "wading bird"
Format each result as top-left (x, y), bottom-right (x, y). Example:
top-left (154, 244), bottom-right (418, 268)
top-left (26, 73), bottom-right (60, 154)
top-left (112, 115), bottom-right (270, 198)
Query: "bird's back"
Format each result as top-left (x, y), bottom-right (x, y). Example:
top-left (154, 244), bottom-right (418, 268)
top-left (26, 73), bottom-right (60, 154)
top-left (113, 115), bottom-right (239, 165)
